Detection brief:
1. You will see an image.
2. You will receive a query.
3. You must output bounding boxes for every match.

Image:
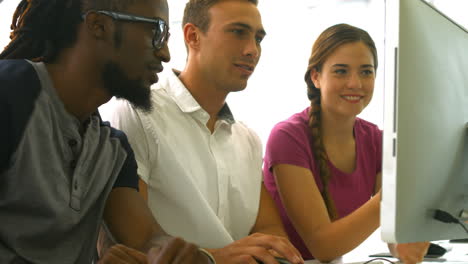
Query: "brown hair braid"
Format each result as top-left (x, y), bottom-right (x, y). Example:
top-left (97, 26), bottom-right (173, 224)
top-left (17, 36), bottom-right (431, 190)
top-left (304, 23), bottom-right (378, 220)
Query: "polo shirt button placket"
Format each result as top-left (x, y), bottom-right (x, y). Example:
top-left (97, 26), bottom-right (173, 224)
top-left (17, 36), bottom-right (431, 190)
top-left (70, 160), bottom-right (77, 170)
top-left (68, 139), bottom-right (78, 148)
top-left (68, 137), bottom-right (81, 210)
top-left (68, 138), bottom-right (78, 170)
top-left (69, 175), bottom-right (81, 210)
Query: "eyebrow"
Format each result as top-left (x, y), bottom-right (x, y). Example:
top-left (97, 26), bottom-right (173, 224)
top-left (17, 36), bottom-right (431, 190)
top-left (332, 64), bottom-right (374, 68)
top-left (227, 22), bottom-right (267, 36)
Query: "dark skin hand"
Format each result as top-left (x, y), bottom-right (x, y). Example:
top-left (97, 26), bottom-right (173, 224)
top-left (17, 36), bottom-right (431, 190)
top-left (98, 244), bottom-right (147, 264)
top-left (147, 237), bottom-right (207, 264)
top-left (99, 240), bottom-right (209, 264)
top-left (101, 188), bottom-right (211, 264)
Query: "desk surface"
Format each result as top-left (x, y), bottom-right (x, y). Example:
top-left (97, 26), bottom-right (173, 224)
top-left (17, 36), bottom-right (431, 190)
top-left (302, 234), bottom-right (468, 264)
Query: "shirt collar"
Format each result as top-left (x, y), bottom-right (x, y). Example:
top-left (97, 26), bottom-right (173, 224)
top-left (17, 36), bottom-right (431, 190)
top-left (218, 104), bottom-right (235, 124)
top-left (164, 69), bottom-right (235, 124)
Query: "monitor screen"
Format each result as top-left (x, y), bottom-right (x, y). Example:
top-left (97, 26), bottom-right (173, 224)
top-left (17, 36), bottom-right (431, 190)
top-left (381, 0), bottom-right (468, 243)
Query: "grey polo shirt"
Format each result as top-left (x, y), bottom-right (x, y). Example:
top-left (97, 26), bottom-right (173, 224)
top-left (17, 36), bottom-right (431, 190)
top-left (0, 60), bottom-right (139, 263)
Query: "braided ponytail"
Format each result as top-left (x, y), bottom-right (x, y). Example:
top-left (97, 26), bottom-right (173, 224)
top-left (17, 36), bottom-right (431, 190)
top-left (305, 68), bottom-right (338, 220)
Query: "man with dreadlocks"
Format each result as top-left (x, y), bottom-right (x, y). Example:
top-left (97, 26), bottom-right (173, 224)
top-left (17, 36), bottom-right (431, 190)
top-left (0, 0), bottom-right (211, 263)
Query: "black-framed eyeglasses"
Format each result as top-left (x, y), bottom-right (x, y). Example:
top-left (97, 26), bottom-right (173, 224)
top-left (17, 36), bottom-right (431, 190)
top-left (82, 10), bottom-right (169, 50)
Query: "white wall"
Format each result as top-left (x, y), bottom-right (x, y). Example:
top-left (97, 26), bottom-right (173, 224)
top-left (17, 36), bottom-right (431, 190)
top-left (0, 0), bottom-right (386, 149)
top-left (0, 0), bottom-right (19, 47)
top-left (166, 0), bottom-right (387, 148)
top-left (2, 0), bottom-right (466, 149)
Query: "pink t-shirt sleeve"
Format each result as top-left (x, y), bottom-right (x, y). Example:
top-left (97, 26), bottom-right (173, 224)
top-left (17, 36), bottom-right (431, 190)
top-left (264, 120), bottom-right (313, 172)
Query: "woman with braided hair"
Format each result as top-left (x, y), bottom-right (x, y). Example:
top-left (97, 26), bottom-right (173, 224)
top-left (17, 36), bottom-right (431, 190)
top-left (0, 0), bottom-right (212, 263)
top-left (263, 24), bottom-right (430, 264)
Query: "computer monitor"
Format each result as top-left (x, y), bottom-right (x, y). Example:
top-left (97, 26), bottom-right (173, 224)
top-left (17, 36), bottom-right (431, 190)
top-left (381, 0), bottom-right (468, 243)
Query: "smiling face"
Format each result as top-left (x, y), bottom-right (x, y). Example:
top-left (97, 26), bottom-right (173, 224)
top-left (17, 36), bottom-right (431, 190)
top-left (196, 0), bottom-right (265, 93)
top-left (102, 0), bottom-right (170, 111)
top-left (311, 41), bottom-right (376, 119)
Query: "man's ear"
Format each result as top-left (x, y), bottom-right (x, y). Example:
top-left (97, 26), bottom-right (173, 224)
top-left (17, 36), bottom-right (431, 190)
top-left (310, 68), bottom-right (321, 89)
top-left (183, 23), bottom-right (201, 51)
top-left (83, 12), bottom-right (114, 41)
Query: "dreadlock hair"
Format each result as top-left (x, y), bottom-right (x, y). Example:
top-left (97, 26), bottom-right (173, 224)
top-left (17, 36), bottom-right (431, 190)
top-left (183, 0), bottom-right (258, 32)
top-left (304, 23), bottom-right (378, 220)
top-left (0, 0), bottom-right (148, 62)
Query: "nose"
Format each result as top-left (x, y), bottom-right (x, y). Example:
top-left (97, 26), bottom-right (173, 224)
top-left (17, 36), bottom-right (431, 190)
top-left (155, 41), bottom-right (171, 63)
top-left (244, 37), bottom-right (260, 60)
top-left (347, 72), bottom-right (363, 89)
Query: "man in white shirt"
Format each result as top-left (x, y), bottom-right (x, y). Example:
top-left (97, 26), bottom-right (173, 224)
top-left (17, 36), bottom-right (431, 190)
top-left (105, 1), bottom-right (304, 264)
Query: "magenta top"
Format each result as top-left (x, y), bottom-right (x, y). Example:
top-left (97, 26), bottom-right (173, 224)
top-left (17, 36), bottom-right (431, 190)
top-left (263, 107), bottom-right (382, 260)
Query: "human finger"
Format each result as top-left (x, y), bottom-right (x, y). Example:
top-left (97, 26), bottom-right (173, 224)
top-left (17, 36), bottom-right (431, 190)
top-left (119, 244), bottom-right (148, 263)
top-left (397, 242), bottom-right (429, 264)
top-left (246, 233), bottom-right (303, 264)
top-left (170, 242), bottom-right (199, 264)
top-left (147, 237), bottom-right (186, 264)
top-left (100, 244), bottom-right (146, 264)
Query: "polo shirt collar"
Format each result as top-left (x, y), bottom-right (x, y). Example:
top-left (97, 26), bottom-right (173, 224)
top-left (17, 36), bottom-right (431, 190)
top-left (164, 69), bottom-right (235, 124)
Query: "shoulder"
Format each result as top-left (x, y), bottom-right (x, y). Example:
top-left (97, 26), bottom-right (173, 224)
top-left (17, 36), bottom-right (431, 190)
top-left (101, 120), bottom-right (138, 170)
top-left (233, 121), bottom-right (263, 150)
top-left (0, 60), bottom-right (43, 173)
top-left (101, 98), bottom-right (147, 133)
top-left (104, 98), bottom-right (138, 119)
top-left (265, 108), bottom-right (311, 155)
top-left (150, 69), bottom-right (182, 99)
top-left (0, 59), bottom-right (36, 80)
top-left (100, 119), bottom-right (133, 150)
top-left (355, 118), bottom-right (383, 152)
top-left (355, 118), bottom-right (382, 138)
top-left (264, 109), bottom-right (314, 170)
top-left (100, 120), bottom-right (140, 190)
top-left (0, 60), bottom-right (42, 101)
top-left (269, 108), bottom-right (310, 142)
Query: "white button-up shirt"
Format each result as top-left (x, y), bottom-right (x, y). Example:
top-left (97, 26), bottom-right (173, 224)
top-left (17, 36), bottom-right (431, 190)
top-left (103, 70), bottom-right (263, 248)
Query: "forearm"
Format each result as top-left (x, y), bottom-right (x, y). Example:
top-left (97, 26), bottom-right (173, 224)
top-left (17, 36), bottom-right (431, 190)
top-left (100, 219), bottom-right (169, 254)
top-left (251, 222), bottom-right (289, 238)
top-left (250, 184), bottom-right (290, 239)
top-left (302, 194), bottom-right (380, 261)
top-left (103, 187), bottom-right (171, 252)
